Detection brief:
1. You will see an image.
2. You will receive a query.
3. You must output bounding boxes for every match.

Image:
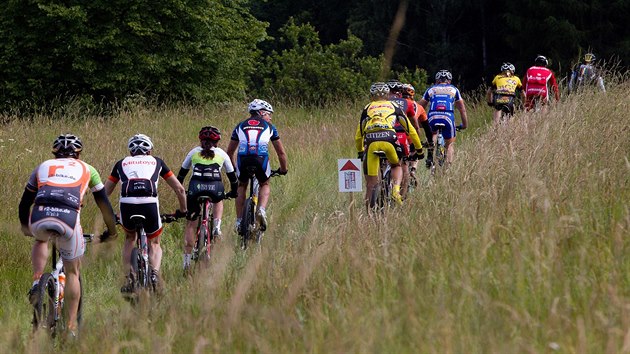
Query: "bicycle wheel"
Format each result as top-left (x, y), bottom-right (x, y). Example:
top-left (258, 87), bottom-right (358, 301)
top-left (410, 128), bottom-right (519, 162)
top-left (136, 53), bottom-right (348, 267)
top-left (77, 274), bottom-right (83, 326)
top-left (130, 247), bottom-right (147, 291)
top-left (33, 273), bottom-right (56, 334)
top-left (383, 168), bottom-right (392, 204)
top-left (436, 141), bottom-right (446, 167)
top-left (198, 225), bottom-right (210, 262)
top-left (240, 198), bottom-right (255, 249)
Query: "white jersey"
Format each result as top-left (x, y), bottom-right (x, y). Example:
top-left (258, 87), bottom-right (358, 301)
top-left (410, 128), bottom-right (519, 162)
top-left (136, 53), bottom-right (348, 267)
top-left (107, 155), bottom-right (174, 204)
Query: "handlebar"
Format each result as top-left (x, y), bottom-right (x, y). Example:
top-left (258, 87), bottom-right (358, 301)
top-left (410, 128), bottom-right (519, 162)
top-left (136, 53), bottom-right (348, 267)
top-left (270, 169), bottom-right (287, 177)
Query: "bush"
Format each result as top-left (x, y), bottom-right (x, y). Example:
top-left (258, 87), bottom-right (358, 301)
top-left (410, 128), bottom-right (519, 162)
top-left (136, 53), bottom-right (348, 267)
top-left (252, 19), bottom-right (383, 105)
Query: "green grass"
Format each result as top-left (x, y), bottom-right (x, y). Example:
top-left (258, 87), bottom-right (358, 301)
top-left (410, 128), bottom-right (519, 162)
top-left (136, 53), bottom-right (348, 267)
top-left (0, 83), bottom-right (629, 353)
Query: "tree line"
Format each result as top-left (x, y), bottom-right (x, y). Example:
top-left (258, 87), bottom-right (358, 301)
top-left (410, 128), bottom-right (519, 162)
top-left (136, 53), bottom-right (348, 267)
top-left (1, 0), bottom-right (627, 112)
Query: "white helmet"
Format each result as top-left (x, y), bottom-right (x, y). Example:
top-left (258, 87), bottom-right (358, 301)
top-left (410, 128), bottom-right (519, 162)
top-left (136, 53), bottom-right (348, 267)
top-left (435, 70), bottom-right (453, 82)
top-left (248, 99), bottom-right (274, 114)
top-left (128, 134), bottom-right (153, 155)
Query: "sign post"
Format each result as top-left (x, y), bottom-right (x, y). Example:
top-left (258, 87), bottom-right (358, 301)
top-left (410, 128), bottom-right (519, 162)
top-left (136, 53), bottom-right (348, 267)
top-left (338, 159), bottom-right (362, 192)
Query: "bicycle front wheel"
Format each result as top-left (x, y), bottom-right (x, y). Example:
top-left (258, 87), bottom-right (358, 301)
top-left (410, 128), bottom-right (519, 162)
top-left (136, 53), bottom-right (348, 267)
top-left (33, 273), bottom-right (56, 334)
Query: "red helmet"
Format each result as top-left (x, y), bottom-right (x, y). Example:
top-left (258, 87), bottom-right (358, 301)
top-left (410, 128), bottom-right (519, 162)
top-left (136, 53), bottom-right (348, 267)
top-left (199, 126), bottom-right (221, 141)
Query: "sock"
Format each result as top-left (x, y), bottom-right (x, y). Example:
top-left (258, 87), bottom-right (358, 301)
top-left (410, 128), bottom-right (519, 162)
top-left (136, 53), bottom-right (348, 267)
top-left (214, 218), bottom-right (221, 229)
top-left (183, 253), bottom-right (191, 268)
top-left (393, 185), bottom-right (401, 194)
top-left (259, 207), bottom-right (266, 214)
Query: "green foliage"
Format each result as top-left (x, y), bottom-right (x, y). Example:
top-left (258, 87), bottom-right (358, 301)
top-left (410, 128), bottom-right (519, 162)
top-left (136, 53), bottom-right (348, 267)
top-left (252, 19), bottom-right (383, 104)
top-left (396, 66), bottom-right (429, 96)
top-left (0, 0), bottom-right (267, 110)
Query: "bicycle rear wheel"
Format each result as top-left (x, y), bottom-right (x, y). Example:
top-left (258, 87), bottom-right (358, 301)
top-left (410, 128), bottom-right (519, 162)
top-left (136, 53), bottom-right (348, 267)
top-left (240, 198), bottom-right (255, 249)
top-left (131, 247), bottom-right (149, 291)
top-left (33, 273), bottom-right (56, 334)
top-left (198, 225), bottom-right (210, 263)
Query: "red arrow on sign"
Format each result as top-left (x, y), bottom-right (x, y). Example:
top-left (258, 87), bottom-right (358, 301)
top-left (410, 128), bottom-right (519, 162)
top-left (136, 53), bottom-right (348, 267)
top-left (340, 160), bottom-right (360, 171)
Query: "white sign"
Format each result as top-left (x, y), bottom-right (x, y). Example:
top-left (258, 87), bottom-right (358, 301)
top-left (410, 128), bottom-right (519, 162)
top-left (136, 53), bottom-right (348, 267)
top-left (338, 159), bottom-right (362, 192)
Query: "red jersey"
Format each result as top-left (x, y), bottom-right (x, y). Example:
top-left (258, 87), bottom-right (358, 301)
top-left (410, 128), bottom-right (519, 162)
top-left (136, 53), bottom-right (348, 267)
top-left (523, 66), bottom-right (559, 101)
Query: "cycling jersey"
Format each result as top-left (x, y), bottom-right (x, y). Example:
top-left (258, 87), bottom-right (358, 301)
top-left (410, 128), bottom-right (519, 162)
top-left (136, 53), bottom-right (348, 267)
top-left (569, 63), bottom-right (605, 92)
top-left (356, 100), bottom-right (422, 176)
top-left (107, 155), bottom-right (174, 204)
top-left (491, 75), bottom-right (522, 96)
top-left (422, 83), bottom-right (462, 118)
top-left (230, 116), bottom-right (280, 157)
top-left (422, 83), bottom-right (463, 139)
top-left (181, 146), bottom-right (235, 207)
top-left (27, 158), bottom-right (103, 209)
top-left (25, 158), bottom-right (104, 259)
top-left (523, 65), bottom-right (559, 102)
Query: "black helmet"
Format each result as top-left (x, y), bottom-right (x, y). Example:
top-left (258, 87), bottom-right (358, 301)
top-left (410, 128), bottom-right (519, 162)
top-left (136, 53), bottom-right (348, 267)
top-left (535, 55), bottom-right (548, 66)
top-left (52, 134), bottom-right (83, 158)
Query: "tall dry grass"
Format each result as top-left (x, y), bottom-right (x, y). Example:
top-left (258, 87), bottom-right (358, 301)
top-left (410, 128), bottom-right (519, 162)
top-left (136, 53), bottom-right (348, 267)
top-left (0, 82), bottom-right (628, 353)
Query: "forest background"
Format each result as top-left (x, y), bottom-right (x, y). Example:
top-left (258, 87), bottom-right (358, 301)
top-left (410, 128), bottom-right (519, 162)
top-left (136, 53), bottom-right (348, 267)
top-left (1, 0), bottom-right (628, 112)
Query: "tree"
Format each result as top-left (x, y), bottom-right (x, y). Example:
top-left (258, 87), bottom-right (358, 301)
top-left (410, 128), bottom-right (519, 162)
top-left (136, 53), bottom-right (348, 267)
top-left (0, 0), bottom-right (267, 110)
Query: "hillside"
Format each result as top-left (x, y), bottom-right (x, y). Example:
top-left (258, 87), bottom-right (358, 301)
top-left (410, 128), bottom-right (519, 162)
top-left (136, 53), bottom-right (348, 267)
top-left (0, 83), bottom-right (629, 353)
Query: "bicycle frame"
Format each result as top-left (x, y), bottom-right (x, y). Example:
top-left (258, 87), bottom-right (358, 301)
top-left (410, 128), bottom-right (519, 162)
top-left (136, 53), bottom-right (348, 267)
top-left (429, 123), bottom-right (447, 174)
top-left (32, 234), bottom-right (93, 335)
top-left (240, 169), bottom-right (280, 249)
top-left (193, 196), bottom-right (213, 262)
top-left (130, 215), bottom-right (151, 291)
top-left (369, 151), bottom-right (392, 211)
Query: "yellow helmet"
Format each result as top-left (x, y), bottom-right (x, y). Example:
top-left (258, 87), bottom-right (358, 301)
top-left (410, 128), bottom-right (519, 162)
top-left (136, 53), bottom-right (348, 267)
top-left (584, 53), bottom-right (596, 63)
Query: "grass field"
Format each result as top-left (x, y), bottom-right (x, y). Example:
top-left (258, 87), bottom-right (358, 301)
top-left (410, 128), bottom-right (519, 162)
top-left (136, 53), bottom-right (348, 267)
top-left (0, 82), bottom-right (629, 353)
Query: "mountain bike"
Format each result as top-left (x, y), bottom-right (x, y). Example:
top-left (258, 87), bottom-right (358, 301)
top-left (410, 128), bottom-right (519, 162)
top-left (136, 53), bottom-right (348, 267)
top-left (239, 168), bottom-right (282, 250)
top-left (191, 194), bottom-right (231, 265)
top-left (369, 151), bottom-right (392, 211)
top-left (427, 123), bottom-right (447, 175)
top-left (124, 213), bottom-right (178, 298)
top-left (32, 233), bottom-right (94, 337)
top-left (427, 123), bottom-right (463, 175)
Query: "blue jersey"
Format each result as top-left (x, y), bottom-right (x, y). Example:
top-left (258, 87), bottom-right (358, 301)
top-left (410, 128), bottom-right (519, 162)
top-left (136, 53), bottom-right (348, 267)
top-left (230, 116), bottom-right (280, 157)
top-left (422, 83), bottom-right (462, 118)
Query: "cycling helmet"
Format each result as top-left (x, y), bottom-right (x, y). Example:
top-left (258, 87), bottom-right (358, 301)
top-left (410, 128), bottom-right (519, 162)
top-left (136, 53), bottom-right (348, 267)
top-left (386, 79), bottom-right (404, 93)
top-left (247, 99), bottom-right (273, 114)
top-left (535, 55), bottom-right (548, 66)
top-left (402, 84), bottom-right (415, 98)
top-left (501, 62), bottom-right (515, 73)
top-left (198, 125), bottom-right (221, 141)
top-left (369, 82), bottom-right (390, 98)
top-left (52, 134), bottom-right (83, 157)
top-left (584, 53), bottom-right (596, 63)
top-left (435, 70), bottom-right (452, 82)
top-left (127, 133), bottom-right (153, 155)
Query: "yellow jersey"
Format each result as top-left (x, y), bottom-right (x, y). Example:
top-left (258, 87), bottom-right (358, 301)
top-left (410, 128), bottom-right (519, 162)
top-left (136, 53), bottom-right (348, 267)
top-left (491, 74), bottom-right (522, 96)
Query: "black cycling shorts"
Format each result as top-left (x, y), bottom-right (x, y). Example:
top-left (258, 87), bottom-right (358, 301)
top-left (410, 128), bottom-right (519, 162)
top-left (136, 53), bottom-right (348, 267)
top-left (237, 155), bottom-right (270, 183)
top-left (120, 202), bottom-right (162, 238)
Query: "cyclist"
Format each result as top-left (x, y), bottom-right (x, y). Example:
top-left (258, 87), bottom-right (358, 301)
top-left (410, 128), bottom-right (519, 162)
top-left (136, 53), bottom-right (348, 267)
top-left (401, 83), bottom-right (431, 185)
top-left (356, 82), bottom-right (423, 208)
top-left (104, 134), bottom-right (187, 294)
top-left (568, 53), bottom-right (606, 93)
top-left (419, 70), bottom-right (469, 168)
top-left (226, 99), bottom-right (288, 233)
top-left (486, 62), bottom-right (525, 125)
top-left (523, 55), bottom-right (560, 112)
top-left (176, 126), bottom-right (238, 272)
top-left (18, 134), bottom-right (118, 335)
